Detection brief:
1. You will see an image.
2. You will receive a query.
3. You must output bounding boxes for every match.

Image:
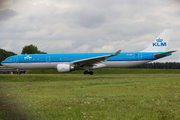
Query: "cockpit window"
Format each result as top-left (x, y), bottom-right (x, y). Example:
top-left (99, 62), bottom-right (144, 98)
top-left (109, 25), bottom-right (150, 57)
top-left (5, 59), bottom-right (9, 61)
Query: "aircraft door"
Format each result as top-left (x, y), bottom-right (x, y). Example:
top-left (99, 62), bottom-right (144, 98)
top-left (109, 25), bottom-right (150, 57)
top-left (14, 57), bottom-right (18, 63)
top-left (46, 56), bottom-right (50, 62)
top-left (138, 54), bottom-right (142, 60)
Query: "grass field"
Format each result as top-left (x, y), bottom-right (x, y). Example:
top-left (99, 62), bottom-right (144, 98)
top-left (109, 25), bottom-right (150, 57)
top-left (0, 74), bottom-right (180, 120)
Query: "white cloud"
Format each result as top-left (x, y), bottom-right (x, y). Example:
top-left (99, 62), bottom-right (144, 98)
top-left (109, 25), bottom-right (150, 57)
top-left (73, 44), bottom-right (89, 53)
top-left (93, 45), bottom-right (114, 53)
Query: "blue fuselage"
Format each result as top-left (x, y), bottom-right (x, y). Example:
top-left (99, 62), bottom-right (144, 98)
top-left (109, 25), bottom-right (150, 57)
top-left (1, 52), bottom-right (171, 70)
top-left (2, 52), bottom-right (158, 63)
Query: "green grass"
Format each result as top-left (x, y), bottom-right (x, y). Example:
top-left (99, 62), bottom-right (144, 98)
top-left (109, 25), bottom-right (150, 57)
top-left (27, 68), bottom-right (180, 74)
top-left (0, 74), bottom-right (180, 119)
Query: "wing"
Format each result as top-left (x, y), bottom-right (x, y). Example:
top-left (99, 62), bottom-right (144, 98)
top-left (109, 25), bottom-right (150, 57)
top-left (71, 50), bottom-right (121, 66)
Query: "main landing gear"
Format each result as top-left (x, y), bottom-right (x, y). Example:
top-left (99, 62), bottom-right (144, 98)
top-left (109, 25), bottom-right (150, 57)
top-left (84, 71), bottom-right (93, 75)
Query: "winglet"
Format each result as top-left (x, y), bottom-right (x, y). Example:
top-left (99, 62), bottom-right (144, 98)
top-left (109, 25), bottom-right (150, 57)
top-left (112, 50), bottom-right (121, 56)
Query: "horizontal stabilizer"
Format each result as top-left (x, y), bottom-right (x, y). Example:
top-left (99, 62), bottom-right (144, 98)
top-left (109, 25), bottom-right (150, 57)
top-left (154, 50), bottom-right (177, 58)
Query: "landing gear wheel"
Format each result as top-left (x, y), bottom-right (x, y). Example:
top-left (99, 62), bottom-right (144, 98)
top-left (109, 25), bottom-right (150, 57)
top-left (89, 71), bottom-right (93, 75)
top-left (84, 71), bottom-right (89, 75)
top-left (84, 71), bottom-right (93, 75)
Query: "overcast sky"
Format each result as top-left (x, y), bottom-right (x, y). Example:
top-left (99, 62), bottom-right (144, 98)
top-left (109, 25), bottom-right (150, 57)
top-left (0, 0), bottom-right (180, 62)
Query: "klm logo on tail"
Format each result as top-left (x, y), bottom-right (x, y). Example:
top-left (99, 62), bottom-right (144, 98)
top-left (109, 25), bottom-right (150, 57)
top-left (153, 38), bottom-right (166, 46)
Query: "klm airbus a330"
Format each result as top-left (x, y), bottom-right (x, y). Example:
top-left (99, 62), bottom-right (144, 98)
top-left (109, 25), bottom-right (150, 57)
top-left (1, 29), bottom-right (177, 75)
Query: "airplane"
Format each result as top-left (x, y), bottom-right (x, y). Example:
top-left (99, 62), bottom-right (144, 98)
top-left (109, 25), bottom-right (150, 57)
top-left (1, 29), bottom-right (177, 75)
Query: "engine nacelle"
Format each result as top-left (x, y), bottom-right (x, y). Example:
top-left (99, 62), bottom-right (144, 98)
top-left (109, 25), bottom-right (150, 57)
top-left (57, 64), bottom-right (74, 73)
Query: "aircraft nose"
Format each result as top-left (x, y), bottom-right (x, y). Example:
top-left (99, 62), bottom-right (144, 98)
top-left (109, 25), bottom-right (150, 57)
top-left (1, 60), bottom-right (5, 65)
top-left (1, 58), bottom-right (9, 66)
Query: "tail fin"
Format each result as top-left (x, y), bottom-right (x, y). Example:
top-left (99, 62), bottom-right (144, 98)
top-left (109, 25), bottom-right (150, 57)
top-left (141, 29), bottom-right (173, 52)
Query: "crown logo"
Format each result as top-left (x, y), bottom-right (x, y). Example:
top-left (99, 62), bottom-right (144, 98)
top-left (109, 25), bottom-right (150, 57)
top-left (156, 38), bottom-right (163, 42)
top-left (24, 55), bottom-right (32, 60)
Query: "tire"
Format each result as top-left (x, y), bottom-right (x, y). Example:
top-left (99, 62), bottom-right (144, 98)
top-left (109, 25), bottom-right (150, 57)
top-left (89, 71), bottom-right (93, 75)
top-left (84, 71), bottom-right (89, 75)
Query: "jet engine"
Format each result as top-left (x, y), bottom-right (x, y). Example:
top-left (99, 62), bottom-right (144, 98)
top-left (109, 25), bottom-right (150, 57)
top-left (57, 64), bottom-right (74, 73)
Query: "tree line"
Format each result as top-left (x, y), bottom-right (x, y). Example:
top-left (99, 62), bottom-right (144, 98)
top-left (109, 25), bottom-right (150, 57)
top-left (130, 62), bottom-right (180, 69)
